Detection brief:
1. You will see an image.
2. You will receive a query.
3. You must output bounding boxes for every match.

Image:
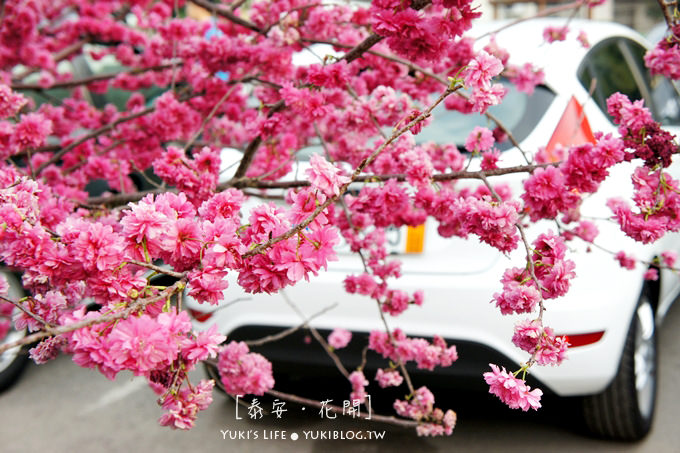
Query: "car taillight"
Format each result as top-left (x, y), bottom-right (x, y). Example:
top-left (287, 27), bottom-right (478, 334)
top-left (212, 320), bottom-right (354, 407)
top-left (405, 224), bottom-right (425, 254)
top-left (561, 331), bottom-right (605, 347)
top-left (187, 308), bottom-right (213, 323)
top-left (545, 96), bottom-right (596, 160)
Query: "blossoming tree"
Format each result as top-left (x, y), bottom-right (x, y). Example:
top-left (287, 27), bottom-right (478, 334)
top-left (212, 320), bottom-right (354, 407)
top-left (1, 0), bottom-right (679, 437)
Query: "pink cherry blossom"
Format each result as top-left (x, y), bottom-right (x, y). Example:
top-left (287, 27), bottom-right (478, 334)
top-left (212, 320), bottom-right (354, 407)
top-left (484, 364), bottom-right (542, 411)
top-left (328, 328), bottom-right (352, 349)
top-left (306, 154), bottom-right (351, 198)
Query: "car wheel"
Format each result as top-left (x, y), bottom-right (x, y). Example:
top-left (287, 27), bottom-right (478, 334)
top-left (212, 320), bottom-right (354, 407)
top-left (0, 272), bottom-right (29, 392)
top-left (582, 289), bottom-right (657, 441)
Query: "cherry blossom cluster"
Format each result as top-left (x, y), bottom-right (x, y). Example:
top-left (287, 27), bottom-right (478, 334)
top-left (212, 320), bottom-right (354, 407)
top-left (512, 319), bottom-right (568, 366)
top-left (645, 23), bottom-right (680, 80)
top-left (0, 0), bottom-right (678, 438)
top-left (492, 232), bottom-right (575, 316)
top-left (607, 93), bottom-right (678, 169)
top-left (393, 386), bottom-right (457, 436)
top-left (608, 167), bottom-right (680, 244)
top-left (327, 327), bottom-right (352, 349)
top-left (483, 364), bottom-right (543, 411)
top-left (369, 329), bottom-right (458, 371)
top-left (217, 340), bottom-right (275, 396)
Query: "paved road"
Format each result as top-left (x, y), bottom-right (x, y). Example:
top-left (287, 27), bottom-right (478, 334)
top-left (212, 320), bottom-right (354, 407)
top-left (2, 302), bottom-right (680, 453)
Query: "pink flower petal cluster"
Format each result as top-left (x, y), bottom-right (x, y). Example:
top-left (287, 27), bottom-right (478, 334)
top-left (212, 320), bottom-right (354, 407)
top-left (484, 364), bottom-right (542, 411)
top-left (393, 386), bottom-right (434, 420)
top-left (512, 319), bottom-right (568, 366)
top-left (0, 84), bottom-right (27, 119)
top-left (493, 232), bottom-right (575, 313)
top-left (644, 268), bottom-right (659, 281)
top-left (393, 386), bottom-right (456, 436)
top-left (66, 309), bottom-right (193, 380)
top-left (306, 154), bottom-right (351, 198)
top-left (370, 1), bottom-right (478, 62)
top-left (645, 24), bottom-right (680, 80)
top-left (521, 166), bottom-right (580, 222)
top-left (420, 188), bottom-right (520, 252)
top-left (506, 63), bottom-right (545, 95)
top-left (153, 146), bottom-right (220, 205)
top-left (159, 379), bottom-right (214, 430)
top-left (375, 368), bottom-right (403, 388)
top-left (369, 329), bottom-right (458, 371)
top-left (11, 112), bottom-right (52, 150)
top-left (328, 328), bottom-right (352, 349)
top-left (531, 232), bottom-right (576, 299)
top-left (608, 168), bottom-right (680, 243)
top-left (461, 50), bottom-right (507, 113)
top-left (217, 341), bottom-right (274, 396)
top-left (662, 250), bottom-right (677, 269)
top-left (464, 126), bottom-right (494, 152)
top-left (29, 335), bottom-right (66, 364)
top-left (614, 251), bottom-right (636, 270)
top-left (349, 370), bottom-right (369, 403)
top-left (607, 92), bottom-right (676, 168)
top-left (463, 50), bottom-right (503, 89)
top-left (542, 26), bottom-right (569, 43)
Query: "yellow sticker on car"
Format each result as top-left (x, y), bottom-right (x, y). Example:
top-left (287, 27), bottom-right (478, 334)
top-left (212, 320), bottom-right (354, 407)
top-left (405, 224), bottom-right (425, 254)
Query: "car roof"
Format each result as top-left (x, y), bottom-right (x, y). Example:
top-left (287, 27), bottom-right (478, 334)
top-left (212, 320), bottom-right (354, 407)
top-left (470, 18), bottom-right (648, 90)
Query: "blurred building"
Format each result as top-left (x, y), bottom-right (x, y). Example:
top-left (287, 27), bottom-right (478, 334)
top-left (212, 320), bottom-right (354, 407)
top-left (478, 0), bottom-right (663, 33)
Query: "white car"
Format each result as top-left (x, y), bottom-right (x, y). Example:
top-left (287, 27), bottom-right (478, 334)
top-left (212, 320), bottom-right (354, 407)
top-left (178, 18), bottom-right (680, 440)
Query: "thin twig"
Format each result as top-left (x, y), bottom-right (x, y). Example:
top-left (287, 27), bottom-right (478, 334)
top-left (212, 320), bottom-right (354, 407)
top-left (0, 279), bottom-right (186, 355)
top-left (0, 295), bottom-right (52, 329)
top-left (35, 106), bottom-right (155, 175)
top-left (245, 302), bottom-right (339, 347)
top-left (190, 0), bottom-right (266, 35)
top-left (476, 0), bottom-right (587, 41)
top-left (184, 84), bottom-right (239, 152)
top-left (11, 62), bottom-right (180, 91)
top-left (280, 291), bottom-right (349, 379)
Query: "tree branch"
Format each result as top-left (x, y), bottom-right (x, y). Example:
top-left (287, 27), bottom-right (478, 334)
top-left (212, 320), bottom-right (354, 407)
top-left (11, 62), bottom-right (181, 91)
top-left (0, 279), bottom-right (186, 355)
top-left (189, 0), bottom-right (266, 35)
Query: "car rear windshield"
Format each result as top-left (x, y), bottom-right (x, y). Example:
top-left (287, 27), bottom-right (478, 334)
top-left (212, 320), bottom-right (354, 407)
top-left (415, 79), bottom-right (556, 151)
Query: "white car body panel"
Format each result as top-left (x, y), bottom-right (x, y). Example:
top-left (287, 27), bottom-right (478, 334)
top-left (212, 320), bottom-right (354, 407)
top-left (187, 18), bottom-right (680, 397)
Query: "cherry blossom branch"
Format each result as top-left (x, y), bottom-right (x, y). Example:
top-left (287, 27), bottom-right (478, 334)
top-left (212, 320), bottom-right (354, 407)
top-left (11, 62), bottom-right (181, 91)
top-left (35, 105), bottom-right (155, 175)
top-left (280, 290), bottom-right (350, 379)
top-left (189, 0), bottom-right (266, 35)
top-left (266, 388), bottom-right (418, 429)
top-left (230, 12), bottom-right (416, 180)
top-left (226, 163), bottom-right (555, 190)
top-left (0, 295), bottom-right (52, 328)
top-left (244, 302), bottom-right (339, 347)
top-left (476, 0), bottom-right (588, 41)
top-left (314, 128), bottom-right (417, 396)
top-left (83, 161), bottom-right (555, 207)
top-left (229, 0), bottom-right (249, 12)
top-left (242, 83), bottom-right (460, 259)
top-left (126, 260), bottom-right (186, 279)
top-left (12, 38), bottom-right (89, 82)
top-left (0, 279), bottom-right (186, 355)
top-left (184, 83), bottom-right (240, 152)
top-left (301, 37), bottom-right (526, 160)
top-left (657, 0), bottom-right (678, 27)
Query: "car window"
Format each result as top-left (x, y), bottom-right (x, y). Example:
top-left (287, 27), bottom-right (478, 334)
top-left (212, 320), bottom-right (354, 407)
top-left (578, 38), bottom-right (644, 118)
top-left (623, 39), bottom-right (680, 126)
top-left (578, 37), bottom-right (680, 126)
top-left (416, 79), bottom-right (555, 151)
